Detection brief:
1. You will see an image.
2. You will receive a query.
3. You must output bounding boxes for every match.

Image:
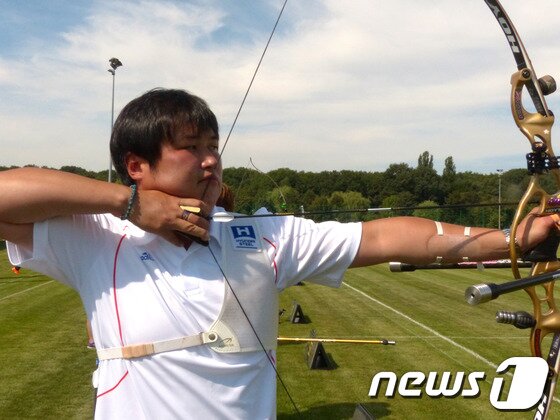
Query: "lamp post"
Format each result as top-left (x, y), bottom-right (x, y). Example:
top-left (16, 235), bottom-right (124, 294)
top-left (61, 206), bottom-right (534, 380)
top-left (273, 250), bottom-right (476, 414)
top-left (108, 58), bottom-right (123, 183)
top-left (497, 169), bottom-right (504, 229)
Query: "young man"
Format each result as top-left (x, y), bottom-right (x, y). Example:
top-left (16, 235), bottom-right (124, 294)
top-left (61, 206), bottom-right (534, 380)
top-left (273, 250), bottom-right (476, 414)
top-left (0, 88), bottom-right (556, 419)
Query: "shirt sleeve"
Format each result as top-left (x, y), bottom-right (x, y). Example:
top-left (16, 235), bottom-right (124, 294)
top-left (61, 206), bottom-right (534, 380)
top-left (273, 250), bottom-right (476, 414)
top-left (260, 215), bottom-right (362, 289)
top-left (7, 214), bottom-right (122, 289)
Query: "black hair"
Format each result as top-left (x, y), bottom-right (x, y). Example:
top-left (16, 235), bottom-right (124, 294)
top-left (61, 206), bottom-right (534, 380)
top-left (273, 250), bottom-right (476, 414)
top-left (110, 88), bottom-right (219, 185)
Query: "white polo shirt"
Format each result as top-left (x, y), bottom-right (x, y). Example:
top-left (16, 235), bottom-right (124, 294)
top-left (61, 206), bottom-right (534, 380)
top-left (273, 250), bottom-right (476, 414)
top-left (7, 209), bottom-right (361, 419)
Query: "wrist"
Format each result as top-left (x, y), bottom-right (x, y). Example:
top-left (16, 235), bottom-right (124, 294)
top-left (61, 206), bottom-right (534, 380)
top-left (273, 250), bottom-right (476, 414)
top-left (109, 184), bottom-right (135, 219)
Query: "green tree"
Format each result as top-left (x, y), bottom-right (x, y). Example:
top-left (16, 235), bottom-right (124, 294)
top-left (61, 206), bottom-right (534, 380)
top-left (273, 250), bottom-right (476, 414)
top-left (267, 186), bottom-right (299, 212)
top-left (381, 163), bottom-right (415, 197)
top-left (328, 191), bottom-right (370, 222)
top-left (308, 195), bottom-right (331, 222)
top-left (442, 156), bottom-right (456, 178)
top-left (413, 165), bottom-right (441, 203)
top-left (441, 156), bottom-right (456, 196)
top-left (412, 200), bottom-right (442, 221)
top-left (381, 192), bottom-right (416, 216)
top-left (417, 151), bottom-right (434, 169)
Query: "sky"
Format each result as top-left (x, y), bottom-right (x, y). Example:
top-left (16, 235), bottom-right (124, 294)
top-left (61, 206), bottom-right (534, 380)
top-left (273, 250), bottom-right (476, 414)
top-left (1, 0), bottom-right (560, 175)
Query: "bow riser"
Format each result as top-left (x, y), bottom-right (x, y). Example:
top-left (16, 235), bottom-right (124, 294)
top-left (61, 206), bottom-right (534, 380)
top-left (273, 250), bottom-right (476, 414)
top-left (527, 278), bottom-right (560, 358)
top-left (507, 68), bottom-right (560, 363)
top-left (510, 70), bottom-right (556, 157)
top-left (509, 178), bottom-right (550, 278)
top-left (483, 2), bottom-right (560, 417)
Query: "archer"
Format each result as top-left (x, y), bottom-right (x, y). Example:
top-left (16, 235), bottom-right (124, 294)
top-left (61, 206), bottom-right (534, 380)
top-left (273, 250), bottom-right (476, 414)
top-left (0, 88), bottom-right (557, 419)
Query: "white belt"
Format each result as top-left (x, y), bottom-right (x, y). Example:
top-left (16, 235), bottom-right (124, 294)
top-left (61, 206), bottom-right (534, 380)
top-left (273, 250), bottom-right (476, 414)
top-left (96, 332), bottom-right (218, 361)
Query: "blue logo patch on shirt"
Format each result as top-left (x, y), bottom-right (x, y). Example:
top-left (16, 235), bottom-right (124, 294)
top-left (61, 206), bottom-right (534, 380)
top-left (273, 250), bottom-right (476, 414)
top-left (140, 251), bottom-right (155, 261)
top-left (230, 225), bottom-right (258, 250)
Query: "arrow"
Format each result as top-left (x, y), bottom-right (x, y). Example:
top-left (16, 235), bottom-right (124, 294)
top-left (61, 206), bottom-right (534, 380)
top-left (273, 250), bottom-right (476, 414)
top-left (277, 337), bottom-right (396, 345)
top-left (212, 201), bottom-right (525, 223)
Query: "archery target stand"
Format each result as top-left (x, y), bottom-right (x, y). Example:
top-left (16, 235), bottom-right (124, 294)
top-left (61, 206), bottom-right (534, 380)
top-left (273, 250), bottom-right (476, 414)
top-left (305, 330), bottom-right (335, 370)
top-left (352, 403), bottom-right (375, 420)
top-left (290, 301), bottom-right (308, 324)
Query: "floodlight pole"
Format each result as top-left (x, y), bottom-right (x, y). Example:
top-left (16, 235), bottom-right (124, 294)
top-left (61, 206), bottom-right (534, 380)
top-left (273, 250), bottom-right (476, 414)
top-left (497, 169), bottom-right (503, 229)
top-left (108, 58), bottom-right (123, 182)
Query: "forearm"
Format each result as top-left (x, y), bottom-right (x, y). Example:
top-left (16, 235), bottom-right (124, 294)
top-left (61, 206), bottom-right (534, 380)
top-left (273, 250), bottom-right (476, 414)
top-left (352, 217), bottom-right (511, 267)
top-left (421, 222), bottom-right (508, 263)
top-left (0, 167), bottom-right (130, 223)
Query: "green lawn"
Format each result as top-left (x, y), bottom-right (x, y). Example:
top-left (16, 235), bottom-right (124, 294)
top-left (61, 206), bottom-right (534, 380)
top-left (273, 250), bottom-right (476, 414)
top-left (276, 264), bottom-right (549, 419)
top-left (0, 251), bottom-right (95, 419)
top-left (0, 249), bottom-right (556, 419)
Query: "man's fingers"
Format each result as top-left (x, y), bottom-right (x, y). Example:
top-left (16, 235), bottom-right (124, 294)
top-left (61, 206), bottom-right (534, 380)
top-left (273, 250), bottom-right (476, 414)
top-left (176, 215), bottom-right (210, 241)
top-left (175, 230), bottom-right (209, 247)
top-left (178, 211), bottom-right (210, 230)
top-left (174, 217), bottom-right (210, 246)
top-left (167, 200), bottom-right (211, 246)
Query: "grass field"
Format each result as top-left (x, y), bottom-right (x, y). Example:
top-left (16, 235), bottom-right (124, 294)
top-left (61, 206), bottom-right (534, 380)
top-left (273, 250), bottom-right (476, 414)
top-left (0, 248), bottom-right (557, 419)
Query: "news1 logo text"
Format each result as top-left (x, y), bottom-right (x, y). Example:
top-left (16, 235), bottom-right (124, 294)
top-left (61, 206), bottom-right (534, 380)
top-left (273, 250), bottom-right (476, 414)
top-left (369, 357), bottom-right (548, 411)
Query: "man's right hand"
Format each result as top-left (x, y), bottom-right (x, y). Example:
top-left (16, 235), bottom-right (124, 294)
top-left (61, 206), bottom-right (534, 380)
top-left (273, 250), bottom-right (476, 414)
top-left (129, 189), bottom-right (212, 246)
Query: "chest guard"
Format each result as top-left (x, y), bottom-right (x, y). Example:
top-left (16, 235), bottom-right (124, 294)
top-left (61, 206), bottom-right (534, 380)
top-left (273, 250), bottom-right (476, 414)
top-left (96, 219), bottom-right (279, 361)
top-left (207, 219), bottom-right (279, 353)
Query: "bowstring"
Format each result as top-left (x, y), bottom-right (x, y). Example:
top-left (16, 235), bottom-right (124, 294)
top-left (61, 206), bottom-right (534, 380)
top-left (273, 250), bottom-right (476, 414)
top-left (201, 0), bottom-right (300, 414)
top-left (206, 250), bottom-right (300, 413)
top-left (218, 0), bottom-right (289, 159)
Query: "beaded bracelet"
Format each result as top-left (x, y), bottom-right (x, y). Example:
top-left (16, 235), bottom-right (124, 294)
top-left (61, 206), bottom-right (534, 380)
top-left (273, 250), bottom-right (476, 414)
top-left (121, 184), bottom-right (137, 220)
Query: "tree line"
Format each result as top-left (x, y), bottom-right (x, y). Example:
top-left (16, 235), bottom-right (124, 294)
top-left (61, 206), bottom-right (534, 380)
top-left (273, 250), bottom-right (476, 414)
top-left (1, 151), bottom-right (548, 228)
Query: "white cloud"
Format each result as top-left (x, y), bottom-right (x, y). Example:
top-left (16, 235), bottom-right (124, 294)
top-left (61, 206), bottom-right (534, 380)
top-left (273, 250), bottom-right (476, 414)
top-left (1, 0), bottom-right (559, 174)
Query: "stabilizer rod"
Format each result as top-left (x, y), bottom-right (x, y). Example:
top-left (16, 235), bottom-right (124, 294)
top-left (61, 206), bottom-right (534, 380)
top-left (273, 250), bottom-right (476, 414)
top-left (465, 269), bottom-right (560, 305)
top-left (390, 261), bottom-right (531, 272)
